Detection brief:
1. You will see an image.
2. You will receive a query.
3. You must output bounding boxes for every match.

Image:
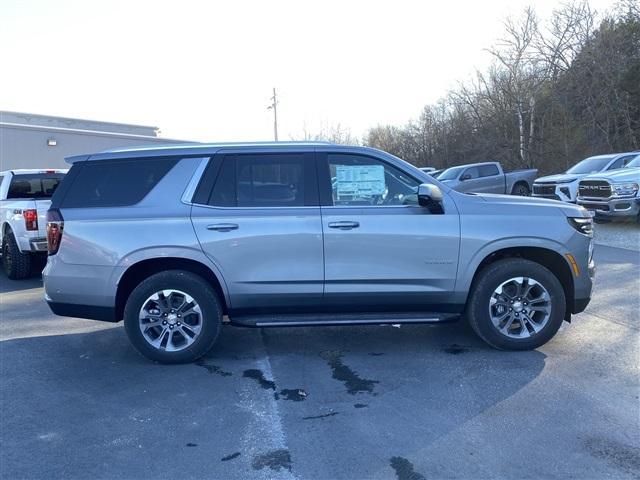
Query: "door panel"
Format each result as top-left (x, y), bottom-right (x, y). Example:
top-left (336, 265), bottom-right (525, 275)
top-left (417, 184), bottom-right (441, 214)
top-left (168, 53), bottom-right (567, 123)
top-left (321, 206), bottom-right (460, 309)
top-left (191, 206), bottom-right (323, 311)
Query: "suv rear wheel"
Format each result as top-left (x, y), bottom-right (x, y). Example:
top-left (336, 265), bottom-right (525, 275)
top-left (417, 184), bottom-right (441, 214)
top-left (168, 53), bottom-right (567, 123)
top-left (124, 270), bottom-right (222, 364)
top-left (2, 230), bottom-right (32, 280)
top-left (466, 258), bottom-right (566, 350)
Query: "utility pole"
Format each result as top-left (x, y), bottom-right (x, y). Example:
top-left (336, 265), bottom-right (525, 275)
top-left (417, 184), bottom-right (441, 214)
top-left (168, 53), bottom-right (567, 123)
top-left (267, 87), bottom-right (278, 141)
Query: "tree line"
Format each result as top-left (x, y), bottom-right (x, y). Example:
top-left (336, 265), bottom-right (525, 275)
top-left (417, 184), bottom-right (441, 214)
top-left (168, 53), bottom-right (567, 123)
top-left (312, 1), bottom-right (639, 175)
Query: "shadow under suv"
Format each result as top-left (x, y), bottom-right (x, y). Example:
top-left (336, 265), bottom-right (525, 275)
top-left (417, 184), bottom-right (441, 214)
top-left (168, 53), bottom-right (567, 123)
top-left (43, 142), bottom-right (595, 363)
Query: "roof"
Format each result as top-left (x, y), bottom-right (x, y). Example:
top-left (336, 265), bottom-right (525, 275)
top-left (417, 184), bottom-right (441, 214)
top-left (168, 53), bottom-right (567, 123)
top-left (66, 141), bottom-right (342, 163)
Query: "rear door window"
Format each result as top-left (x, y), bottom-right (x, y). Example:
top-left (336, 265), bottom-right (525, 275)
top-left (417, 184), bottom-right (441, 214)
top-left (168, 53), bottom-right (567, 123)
top-left (7, 173), bottom-right (65, 199)
top-left (478, 164), bottom-right (499, 177)
top-left (205, 153), bottom-right (317, 207)
top-left (60, 158), bottom-right (177, 208)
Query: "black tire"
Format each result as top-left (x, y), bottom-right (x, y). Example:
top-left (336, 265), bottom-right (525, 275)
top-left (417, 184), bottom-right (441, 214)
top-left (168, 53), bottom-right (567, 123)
top-left (466, 258), bottom-right (566, 351)
top-left (2, 230), bottom-right (32, 280)
top-left (511, 183), bottom-right (530, 196)
top-left (124, 270), bottom-right (222, 364)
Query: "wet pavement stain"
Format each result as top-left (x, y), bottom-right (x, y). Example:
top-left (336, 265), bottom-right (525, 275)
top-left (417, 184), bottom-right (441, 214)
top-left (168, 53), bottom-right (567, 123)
top-left (390, 456), bottom-right (426, 480)
top-left (302, 412), bottom-right (339, 420)
top-left (354, 403), bottom-right (368, 409)
top-left (251, 449), bottom-right (292, 472)
top-left (320, 350), bottom-right (379, 395)
top-left (186, 443), bottom-right (197, 447)
top-left (279, 389), bottom-right (307, 401)
top-left (243, 369), bottom-right (276, 391)
top-left (221, 452), bottom-right (241, 462)
top-left (195, 359), bottom-right (232, 376)
top-left (584, 437), bottom-right (640, 474)
top-left (444, 344), bottom-right (470, 355)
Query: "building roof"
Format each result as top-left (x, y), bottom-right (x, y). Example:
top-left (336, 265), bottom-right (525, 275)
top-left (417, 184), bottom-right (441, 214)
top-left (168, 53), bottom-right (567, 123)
top-left (0, 110), bottom-right (160, 137)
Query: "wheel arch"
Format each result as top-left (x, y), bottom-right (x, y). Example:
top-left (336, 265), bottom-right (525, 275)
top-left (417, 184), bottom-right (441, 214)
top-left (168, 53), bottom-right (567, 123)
top-left (511, 180), bottom-right (531, 195)
top-left (465, 246), bottom-right (574, 321)
top-left (115, 257), bottom-right (229, 321)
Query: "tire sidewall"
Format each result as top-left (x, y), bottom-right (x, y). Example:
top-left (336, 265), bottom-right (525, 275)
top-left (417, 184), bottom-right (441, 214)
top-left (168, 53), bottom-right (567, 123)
top-left (124, 270), bottom-right (222, 364)
top-left (469, 259), bottom-right (566, 350)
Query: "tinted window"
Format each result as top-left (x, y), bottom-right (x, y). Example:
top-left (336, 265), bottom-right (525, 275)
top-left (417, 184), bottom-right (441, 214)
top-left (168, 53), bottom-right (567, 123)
top-left (437, 166), bottom-right (465, 180)
top-left (625, 155), bottom-right (640, 168)
top-left (7, 173), bottom-right (65, 199)
top-left (60, 158), bottom-right (177, 208)
top-left (607, 155), bottom-right (637, 170)
top-left (207, 153), bottom-right (315, 207)
top-left (478, 164), bottom-right (499, 177)
top-left (462, 166), bottom-right (480, 180)
top-left (327, 154), bottom-right (419, 206)
top-left (566, 156), bottom-right (615, 174)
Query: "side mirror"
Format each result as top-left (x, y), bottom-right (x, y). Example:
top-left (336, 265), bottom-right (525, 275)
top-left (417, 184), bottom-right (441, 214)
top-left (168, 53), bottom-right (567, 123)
top-left (460, 174), bottom-right (472, 181)
top-left (417, 183), bottom-right (443, 208)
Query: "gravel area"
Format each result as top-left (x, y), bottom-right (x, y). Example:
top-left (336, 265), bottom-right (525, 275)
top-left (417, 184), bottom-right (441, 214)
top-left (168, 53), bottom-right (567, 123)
top-left (593, 222), bottom-right (640, 252)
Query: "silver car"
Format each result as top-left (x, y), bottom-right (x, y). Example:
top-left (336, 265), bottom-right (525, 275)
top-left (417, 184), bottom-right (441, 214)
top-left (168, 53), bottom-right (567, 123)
top-left (43, 143), bottom-right (595, 363)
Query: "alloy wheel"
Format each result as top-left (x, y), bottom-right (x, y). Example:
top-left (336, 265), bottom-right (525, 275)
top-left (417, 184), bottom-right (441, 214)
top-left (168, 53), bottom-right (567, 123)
top-left (489, 276), bottom-right (552, 339)
top-left (138, 289), bottom-right (203, 352)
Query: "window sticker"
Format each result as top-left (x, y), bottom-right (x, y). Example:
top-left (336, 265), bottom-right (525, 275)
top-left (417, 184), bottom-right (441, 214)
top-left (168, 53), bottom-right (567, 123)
top-left (335, 164), bottom-right (386, 199)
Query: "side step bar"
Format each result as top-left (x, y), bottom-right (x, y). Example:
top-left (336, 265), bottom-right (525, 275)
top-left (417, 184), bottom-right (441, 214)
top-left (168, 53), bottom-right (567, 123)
top-left (229, 312), bottom-right (460, 328)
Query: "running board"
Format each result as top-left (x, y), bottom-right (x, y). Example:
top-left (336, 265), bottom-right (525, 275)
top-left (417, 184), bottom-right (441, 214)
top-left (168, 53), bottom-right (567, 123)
top-left (229, 312), bottom-right (459, 328)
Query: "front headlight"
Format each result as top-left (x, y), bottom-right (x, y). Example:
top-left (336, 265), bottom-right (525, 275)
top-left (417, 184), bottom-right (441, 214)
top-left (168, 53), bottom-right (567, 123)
top-left (568, 217), bottom-right (594, 237)
top-left (611, 182), bottom-right (639, 197)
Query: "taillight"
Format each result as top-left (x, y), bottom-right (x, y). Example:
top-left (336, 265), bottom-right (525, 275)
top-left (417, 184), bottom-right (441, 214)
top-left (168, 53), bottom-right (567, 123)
top-left (46, 209), bottom-right (64, 255)
top-left (23, 209), bottom-right (38, 231)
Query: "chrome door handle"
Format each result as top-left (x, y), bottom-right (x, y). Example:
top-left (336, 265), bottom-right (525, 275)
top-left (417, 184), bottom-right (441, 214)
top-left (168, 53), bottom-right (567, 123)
top-left (328, 221), bottom-right (360, 230)
top-left (207, 223), bottom-right (239, 232)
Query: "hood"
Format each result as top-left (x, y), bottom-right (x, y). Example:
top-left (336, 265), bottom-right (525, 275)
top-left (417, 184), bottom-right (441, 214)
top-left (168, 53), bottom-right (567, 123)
top-left (534, 173), bottom-right (582, 183)
top-left (475, 192), bottom-right (587, 217)
top-left (580, 168), bottom-right (640, 183)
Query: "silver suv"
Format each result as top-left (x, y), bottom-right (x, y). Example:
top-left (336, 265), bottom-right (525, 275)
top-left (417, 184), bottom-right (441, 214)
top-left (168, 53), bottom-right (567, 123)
top-left (43, 143), bottom-right (595, 363)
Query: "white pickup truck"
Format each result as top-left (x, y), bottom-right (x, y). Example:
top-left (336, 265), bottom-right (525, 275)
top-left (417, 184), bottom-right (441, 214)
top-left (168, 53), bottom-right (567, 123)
top-left (1, 169), bottom-right (67, 279)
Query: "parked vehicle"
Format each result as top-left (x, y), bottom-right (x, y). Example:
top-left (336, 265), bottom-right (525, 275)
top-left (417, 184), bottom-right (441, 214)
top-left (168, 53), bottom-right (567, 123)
top-left (533, 152), bottom-right (638, 203)
top-left (44, 143), bottom-right (594, 363)
top-left (436, 162), bottom-right (537, 195)
top-left (419, 167), bottom-right (436, 173)
top-left (1, 169), bottom-right (67, 279)
top-left (577, 155), bottom-right (640, 223)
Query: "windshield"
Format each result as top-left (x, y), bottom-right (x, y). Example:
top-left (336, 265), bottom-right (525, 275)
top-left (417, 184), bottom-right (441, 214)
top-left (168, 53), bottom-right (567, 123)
top-left (625, 155), bottom-right (640, 168)
top-left (566, 156), bottom-right (614, 174)
top-left (7, 173), bottom-right (65, 199)
top-left (437, 166), bottom-right (465, 180)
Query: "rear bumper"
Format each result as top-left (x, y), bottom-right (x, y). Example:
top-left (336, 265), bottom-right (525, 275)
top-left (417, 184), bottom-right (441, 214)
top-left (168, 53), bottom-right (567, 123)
top-left (46, 300), bottom-right (118, 322)
top-left (29, 237), bottom-right (48, 252)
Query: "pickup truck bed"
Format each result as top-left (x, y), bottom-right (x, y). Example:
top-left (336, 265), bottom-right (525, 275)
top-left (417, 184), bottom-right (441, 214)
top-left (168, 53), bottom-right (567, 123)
top-left (0, 169), bottom-right (66, 279)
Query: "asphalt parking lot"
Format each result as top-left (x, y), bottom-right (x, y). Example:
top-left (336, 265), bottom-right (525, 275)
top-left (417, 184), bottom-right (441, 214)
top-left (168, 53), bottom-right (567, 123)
top-left (1, 225), bottom-right (639, 480)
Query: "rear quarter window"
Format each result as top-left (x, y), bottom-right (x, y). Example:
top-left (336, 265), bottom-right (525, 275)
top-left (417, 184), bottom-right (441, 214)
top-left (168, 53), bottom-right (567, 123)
top-left (59, 158), bottom-right (178, 208)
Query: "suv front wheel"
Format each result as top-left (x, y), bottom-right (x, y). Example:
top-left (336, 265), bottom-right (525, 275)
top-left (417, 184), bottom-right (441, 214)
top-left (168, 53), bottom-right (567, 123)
top-left (124, 270), bottom-right (222, 364)
top-left (466, 258), bottom-right (566, 350)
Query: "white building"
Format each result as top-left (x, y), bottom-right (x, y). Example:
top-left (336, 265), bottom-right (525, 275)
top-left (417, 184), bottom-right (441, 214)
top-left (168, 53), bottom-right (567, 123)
top-left (0, 111), bottom-right (186, 170)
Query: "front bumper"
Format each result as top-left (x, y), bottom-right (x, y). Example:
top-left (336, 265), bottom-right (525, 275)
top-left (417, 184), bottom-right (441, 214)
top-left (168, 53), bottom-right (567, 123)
top-left (577, 197), bottom-right (640, 218)
top-left (533, 183), bottom-right (576, 202)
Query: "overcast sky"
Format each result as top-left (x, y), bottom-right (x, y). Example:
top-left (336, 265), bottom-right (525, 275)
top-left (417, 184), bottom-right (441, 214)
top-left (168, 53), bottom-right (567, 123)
top-left (1, 0), bottom-right (618, 142)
